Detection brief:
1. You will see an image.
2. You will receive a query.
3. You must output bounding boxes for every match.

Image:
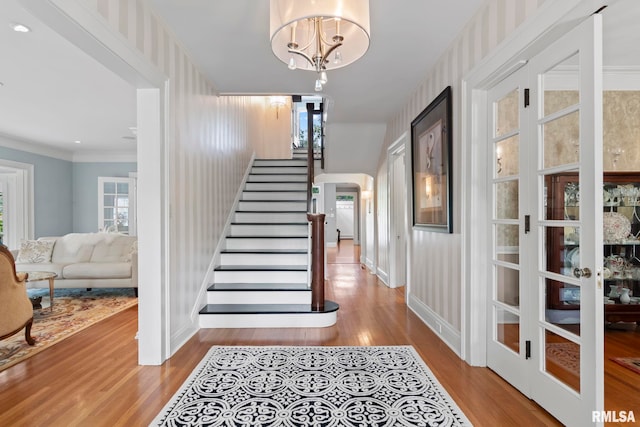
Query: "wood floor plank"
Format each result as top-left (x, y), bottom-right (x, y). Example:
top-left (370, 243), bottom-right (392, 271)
top-left (0, 241), bottom-right (636, 426)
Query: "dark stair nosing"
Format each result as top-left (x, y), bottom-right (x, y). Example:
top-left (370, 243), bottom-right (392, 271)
top-left (240, 200), bottom-right (307, 203)
top-left (252, 165), bottom-right (308, 168)
top-left (221, 249), bottom-right (308, 254)
top-left (249, 172), bottom-right (307, 175)
top-left (199, 300), bottom-right (339, 315)
top-left (230, 222), bottom-right (308, 225)
top-left (245, 181), bottom-right (307, 184)
top-left (214, 265), bottom-right (307, 271)
top-left (235, 210), bottom-right (307, 214)
top-left (253, 160), bottom-right (307, 162)
top-left (208, 283), bottom-right (309, 291)
top-left (225, 235), bottom-right (308, 239)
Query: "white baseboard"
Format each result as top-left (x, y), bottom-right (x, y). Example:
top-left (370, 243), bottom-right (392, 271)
top-left (327, 242), bottom-right (337, 248)
top-left (377, 268), bottom-right (389, 285)
top-left (407, 294), bottom-right (461, 358)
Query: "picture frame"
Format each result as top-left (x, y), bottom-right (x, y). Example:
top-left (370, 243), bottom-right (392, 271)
top-left (410, 86), bottom-right (452, 232)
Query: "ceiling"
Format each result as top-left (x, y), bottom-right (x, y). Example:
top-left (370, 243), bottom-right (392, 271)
top-left (148, 0), bottom-right (485, 123)
top-left (1, 0), bottom-right (639, 156)
top-left (0, 0), bottom-right (137, 156)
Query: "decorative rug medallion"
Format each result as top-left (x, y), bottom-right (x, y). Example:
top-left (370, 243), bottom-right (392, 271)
top-left (151, 346), bottom-right (472, 426)
top-left (0, 288), bottom-right (137, 372)
top-left (611, 357), bottom-right (640, 375)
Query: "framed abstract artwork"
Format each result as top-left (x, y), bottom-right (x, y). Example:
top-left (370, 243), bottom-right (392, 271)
top-left (410, 86), bottom-right (452, 232)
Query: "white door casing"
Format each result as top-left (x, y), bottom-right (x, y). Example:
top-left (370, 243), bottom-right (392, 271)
top-left (388, 133), bottom-right (408, 289)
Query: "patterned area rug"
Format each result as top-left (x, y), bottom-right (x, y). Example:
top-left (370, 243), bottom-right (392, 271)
top-left (611, 357), bottom-right (640, 375)
top-left (546, 342), bottom-right (580, 375)
top-left (151, 345), bottom-right (472, 427)
top-left (0, 288), bottom-right (137, 372)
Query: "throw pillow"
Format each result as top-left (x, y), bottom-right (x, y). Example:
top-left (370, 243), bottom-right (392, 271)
top-left (16, 239), bottom-right (55, 263)
top-left (123, 239), bottom-right (138, 262)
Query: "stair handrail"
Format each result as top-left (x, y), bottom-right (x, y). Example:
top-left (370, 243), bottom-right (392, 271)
top-left (306, 102), bottom-right (315, 213)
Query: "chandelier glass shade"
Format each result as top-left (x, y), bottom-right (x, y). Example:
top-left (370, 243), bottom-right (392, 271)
top-left (270, 0), bottom-right (370, 90)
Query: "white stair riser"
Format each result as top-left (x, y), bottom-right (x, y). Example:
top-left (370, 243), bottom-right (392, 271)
top-left (251, 166), bottom-right (307, 174)
top-left (242, 192), bottom-right (306, 201)
top-left (238, 201), bottom-right (306, 211)
top-left (214, 270), bottom-right (307, 283)
top-left (220, 252), bottom-right (308, 265)
top-left (229, 224), bottom-right (308, 236)
top-left (248, 174), bottom-right (306, 182)
top-left (199, 312), bottom-right (337, 328)
top-left (253, 160), bottom-right (307, 167)
top-left (235, 212), bottom-right (307, 223)
top-left (245, 182), bottom-right (306, 191)
top-left (207, 290), bottom-right (311, 305)
top-left (225, 238), bottom-right (308, 250)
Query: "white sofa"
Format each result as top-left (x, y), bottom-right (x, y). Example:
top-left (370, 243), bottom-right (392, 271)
top-left (13, 233), bottom-right (137, 290)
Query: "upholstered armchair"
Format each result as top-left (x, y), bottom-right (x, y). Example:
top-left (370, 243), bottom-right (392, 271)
top-left (0, 245), bottom-right (35, 345)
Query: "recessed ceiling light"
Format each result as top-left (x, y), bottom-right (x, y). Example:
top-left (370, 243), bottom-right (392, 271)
top-left (11, 23), bottom-right (31, 33)
top-left (74, 140), bottom-right (81, 144)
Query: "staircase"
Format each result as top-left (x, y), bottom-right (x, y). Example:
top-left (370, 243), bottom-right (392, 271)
top-left (199, 158), bottom-right (338, 328)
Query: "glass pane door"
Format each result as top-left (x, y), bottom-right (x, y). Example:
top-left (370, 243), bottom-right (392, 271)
top-left (531, 14), bottom-right (603, 426)
top-left (487, 67), bottom-right (530, 395)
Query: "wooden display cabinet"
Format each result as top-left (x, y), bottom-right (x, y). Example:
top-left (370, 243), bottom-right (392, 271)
top-left (545, 172), bottom-right (640, 323)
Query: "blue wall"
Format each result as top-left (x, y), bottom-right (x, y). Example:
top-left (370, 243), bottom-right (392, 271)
top-left (73, 162), bottom-right (137, 232)
top-left (0, 145), bottom-right (136, 237)
top-left (0, 146), bottom-right (73, 237)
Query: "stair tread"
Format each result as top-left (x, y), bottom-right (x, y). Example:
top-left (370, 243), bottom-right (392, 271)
top-left (221, 249), bottom-right (307, 254)
top-left (208, 283), bottom-right (309, 291)
top-left (215, 265), bottom-right (307, 271)
top-left (199, 300), bottom-right (339, 315)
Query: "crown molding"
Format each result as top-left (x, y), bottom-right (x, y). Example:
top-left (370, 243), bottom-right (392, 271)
top-left (0, 133), bottom-right (73, 161)
top-left (0, 133), bottom-right (136, 163)
top-left (72, 151), bottom-right (137, 163)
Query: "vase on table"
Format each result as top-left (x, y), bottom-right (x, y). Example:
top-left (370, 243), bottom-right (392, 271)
top-left (609, 285), bottom-right (619, 298)
top-left (619, 288), bottom-right (631, 304)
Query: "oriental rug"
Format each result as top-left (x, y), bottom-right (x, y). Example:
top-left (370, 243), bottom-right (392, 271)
top-left (611, 357), bottom-right (640, 375)
top-left (151, 345), bottom-right (472, 427)
top-left (0, 288), bottom-right (137, 373)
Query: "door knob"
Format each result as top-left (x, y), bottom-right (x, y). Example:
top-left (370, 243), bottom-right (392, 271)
top-left (573, 267), bottom-right (592, 278)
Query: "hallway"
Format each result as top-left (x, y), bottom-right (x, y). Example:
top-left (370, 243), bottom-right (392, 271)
top-left (0, 241), bottom-right (562, 426)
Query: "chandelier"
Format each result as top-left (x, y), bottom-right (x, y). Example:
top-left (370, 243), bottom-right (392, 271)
top-left (270, 0), bottom-right (370, 92)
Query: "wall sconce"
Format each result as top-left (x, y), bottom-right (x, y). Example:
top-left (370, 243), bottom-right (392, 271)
top-left (496, 146), bottom-right (503, 174)
top-left (270, 96), bottom-right (287, 119)
top-left (424, 176), bottom-right (432, 199)
top-left (361, 190), bottom-right (372, 200)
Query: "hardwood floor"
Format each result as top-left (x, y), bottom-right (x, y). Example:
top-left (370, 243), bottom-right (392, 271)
top-left (0, 240), bottom-right (637, 426)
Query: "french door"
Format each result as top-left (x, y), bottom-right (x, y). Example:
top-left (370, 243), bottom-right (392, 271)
top-left (487, 15), bottom-right (603, 426)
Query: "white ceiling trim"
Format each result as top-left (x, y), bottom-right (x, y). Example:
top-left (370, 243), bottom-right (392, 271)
top-left (0, 133), bottom-right (73, 162)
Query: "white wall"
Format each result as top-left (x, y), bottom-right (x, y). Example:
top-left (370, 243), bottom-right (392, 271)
top-left (69, 0), bottom-right (291, 358)
top-left (377, 0), bottom-right (549, 354)
top-left (325, 123), bottom-right (386, 175)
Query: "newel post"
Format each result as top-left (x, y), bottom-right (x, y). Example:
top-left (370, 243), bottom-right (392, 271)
top-left (307, 213), bottom-right (325, 311)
